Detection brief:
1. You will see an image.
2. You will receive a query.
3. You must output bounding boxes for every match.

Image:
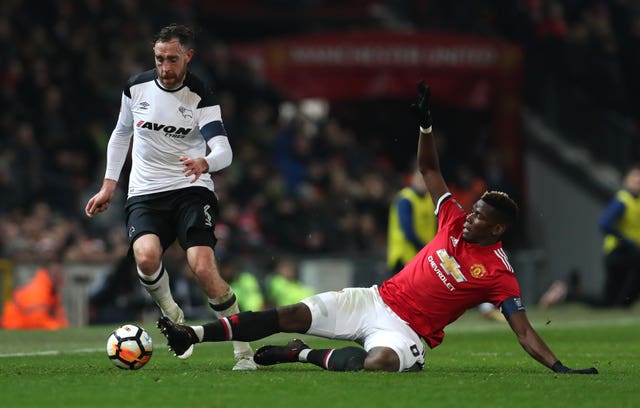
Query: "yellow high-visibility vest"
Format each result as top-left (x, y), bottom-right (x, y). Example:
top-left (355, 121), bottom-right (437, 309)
top-left (387, 187), bottom-right (436, 270)
top-left (603, 189), bottom-right (640, 254)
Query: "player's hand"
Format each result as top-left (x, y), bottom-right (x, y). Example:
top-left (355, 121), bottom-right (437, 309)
top-left (85, 180), bottom-right (116, 217)
top-left (180, 156), bottom-right (209, 183)
top-left (551, 361), bottom-right (598, 374)
top-left (85, 191), bottom-right (112, 217)
top-left (411, 80), bottom-right (432, 130)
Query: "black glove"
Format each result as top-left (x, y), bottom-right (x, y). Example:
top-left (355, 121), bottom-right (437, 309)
top-left (411, 80), bottom-right (432, 130)
top-left (551, 361), bottom-right (598, 374)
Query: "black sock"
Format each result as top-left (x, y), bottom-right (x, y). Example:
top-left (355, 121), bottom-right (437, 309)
top-left (202, 309), bottom-right (279, 342)
top-left (306, 347), bottom-right (367, 371)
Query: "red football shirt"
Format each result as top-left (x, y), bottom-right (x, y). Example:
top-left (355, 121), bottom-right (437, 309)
top-left (378, 193), bottom-right (521, 348)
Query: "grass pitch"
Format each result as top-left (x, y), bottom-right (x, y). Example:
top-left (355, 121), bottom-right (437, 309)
top-left (0, 304), bottom-right (638, 408)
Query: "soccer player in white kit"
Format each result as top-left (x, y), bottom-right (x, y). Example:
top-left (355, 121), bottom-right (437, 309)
top-left (85, 24), bottom-right (256, 370)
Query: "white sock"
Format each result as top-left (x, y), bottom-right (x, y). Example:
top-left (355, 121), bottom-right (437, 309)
top-left (138, 264), bottom-right (179, 314)
top-left (208, 289), bottom-right (235, 311)
top-left (210, 289), bottom-right (253, 358)
top-left (298, 349), bottom-right (310, 362)
top-left (192, 326), bottom-right (204, 342)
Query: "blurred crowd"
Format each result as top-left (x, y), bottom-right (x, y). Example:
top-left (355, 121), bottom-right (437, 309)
top-left (1, 0), bottom-right (640, 271)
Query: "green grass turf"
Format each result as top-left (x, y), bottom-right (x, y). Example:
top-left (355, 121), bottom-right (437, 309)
top-left (0, 304), bottom-right (638, 408)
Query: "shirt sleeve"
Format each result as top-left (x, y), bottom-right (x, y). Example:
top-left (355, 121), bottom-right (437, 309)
top-left (199, 103), bottom-right (232, 172)
top-left (104, 93), bottom-right (133, 181)
top-left (204, 135), bottom-right (233, 172)
top-left (200, 111), bottom-right (227, 141)
top-left (598, 199), bottom-right (625, 237)
top-left (435, 193), bottom-right (466, 230)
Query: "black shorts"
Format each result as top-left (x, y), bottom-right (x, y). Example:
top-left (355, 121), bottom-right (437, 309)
top-left (125, 187), bottom-right (219, 251)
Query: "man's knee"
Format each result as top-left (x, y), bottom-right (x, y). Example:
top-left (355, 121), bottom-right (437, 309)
top-left (276, 303), bottom-right (312, 332)
top-left (328, 347), bottom-right (368, 371)
top-left (363, 347), bottom-right (400, 372)
top-left (133, 235), bottom-right (163, 273)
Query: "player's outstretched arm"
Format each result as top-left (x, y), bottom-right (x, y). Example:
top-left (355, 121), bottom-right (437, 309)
top-left (507, 311), bottom-right (598, 374)
top-left (412, 81), bottom-right (449, 206)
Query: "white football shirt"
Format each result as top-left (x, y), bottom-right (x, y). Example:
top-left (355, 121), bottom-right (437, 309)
top-left (105, 69), bottom-right (231, 197)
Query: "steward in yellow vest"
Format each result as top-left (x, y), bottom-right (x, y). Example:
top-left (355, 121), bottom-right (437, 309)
top-left (598, 164), bottom-right (640, 307)
top-left (387, 168), bottom-right (436, 274)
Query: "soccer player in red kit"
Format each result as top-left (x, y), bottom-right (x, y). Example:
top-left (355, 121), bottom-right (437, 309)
top-left (378, 189), bottom-right (519, 349)
top-left (158, 81), bottom-right (598, 374)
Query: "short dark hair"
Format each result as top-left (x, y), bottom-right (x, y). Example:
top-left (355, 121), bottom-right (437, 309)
top-left (153, 24), bottom-right (195, 49)
top-left (480, 190), bottom-right (518, 227)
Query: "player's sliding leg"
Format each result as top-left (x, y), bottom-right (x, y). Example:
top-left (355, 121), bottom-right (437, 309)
top-left (158, 307), bottom-right (293, 362)
top-left (294, 345), bottom-right (368, 371)
top-left (158, 309), bottom-right (282, 357)
top-left (252, 339), bottom-right (310, 365)
top-left (209, 289), bottom-right (257, 370)
top-left (157, 316), bottom-right (200, 357)
top-left (255, 340), bottom-right (368, 371)
top-left (157, 316), bottom-right (369, 372)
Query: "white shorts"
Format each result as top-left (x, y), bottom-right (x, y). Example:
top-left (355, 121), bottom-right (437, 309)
top-left (301, 285), bottom-right (425, 372)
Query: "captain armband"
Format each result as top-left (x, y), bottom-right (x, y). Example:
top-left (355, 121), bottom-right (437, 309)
top-left (499, 297), bottom-right (525, 319)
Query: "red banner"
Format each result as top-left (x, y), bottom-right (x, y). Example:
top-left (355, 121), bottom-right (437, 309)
top-left (232, 30), bottom-right (524, 187)
top-left (232, 30), bottom-right (523, 109)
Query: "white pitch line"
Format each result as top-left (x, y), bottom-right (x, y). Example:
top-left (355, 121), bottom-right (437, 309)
top-left (0, 348), bottom-right (103, 358)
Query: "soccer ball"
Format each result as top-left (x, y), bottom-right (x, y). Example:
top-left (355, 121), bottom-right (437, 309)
top-left (106, 324), bottom-right (153, 370)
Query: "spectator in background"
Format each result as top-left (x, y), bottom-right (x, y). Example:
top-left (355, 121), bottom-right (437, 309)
top-left (541, 163), bottom-right (640, 309)
top-left (1, 256), bottom-right (68, 330)
top-left (265, 256), bottom-right (314, 308)
top-left (387, 165), bottom-right (436, 276)
top-left (598, 163), bottom-right (640, 307)
top-left (1, 202), bottom-right (75, 263)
